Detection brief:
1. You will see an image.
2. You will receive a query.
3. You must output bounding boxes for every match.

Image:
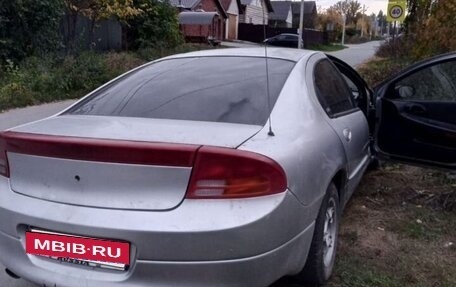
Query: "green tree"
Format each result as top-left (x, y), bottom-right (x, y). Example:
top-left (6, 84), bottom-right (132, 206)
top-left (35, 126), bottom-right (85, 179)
top-left (128, 0), bottom-right (183, 49)
top-left (80, 0), bottom-right (140, 47)
top-left (0, 0), bottom-right (64, 63)
top-left (63, 0), bottom-right (140, 50)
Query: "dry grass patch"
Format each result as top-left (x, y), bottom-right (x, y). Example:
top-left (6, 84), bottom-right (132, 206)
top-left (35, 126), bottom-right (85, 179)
top-left (329, 164), bottom-right (456, 287)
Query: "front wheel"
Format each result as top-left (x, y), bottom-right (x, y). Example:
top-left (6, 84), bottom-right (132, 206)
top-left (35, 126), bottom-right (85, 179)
top-left (295, 183), bottom-right (340, 285)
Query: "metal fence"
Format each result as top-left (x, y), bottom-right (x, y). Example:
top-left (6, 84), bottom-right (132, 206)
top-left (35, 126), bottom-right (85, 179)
top-left (61, 15), bottom-right (122, 51)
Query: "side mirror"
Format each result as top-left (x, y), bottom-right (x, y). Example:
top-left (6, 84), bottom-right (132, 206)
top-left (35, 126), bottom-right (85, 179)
top-left (397, 85), bottom-right (416, 99)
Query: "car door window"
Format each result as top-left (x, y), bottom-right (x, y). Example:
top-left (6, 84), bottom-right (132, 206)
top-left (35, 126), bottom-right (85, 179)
top-left (395, 61), bottom-right (456, 101)
top-left (375, 57), bottom-right (456, 170)
top-left (314, 59), bottom-right (356, 117)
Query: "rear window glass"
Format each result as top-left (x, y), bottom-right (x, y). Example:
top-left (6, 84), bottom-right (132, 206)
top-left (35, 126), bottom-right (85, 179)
top-left (66, 57), bottom-right (295, 125)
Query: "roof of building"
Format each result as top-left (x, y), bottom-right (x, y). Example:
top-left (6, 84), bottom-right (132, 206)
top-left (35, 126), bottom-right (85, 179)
top-left (169, 0), bottom-right (228, 18)
top-left (290, 1), bottom-right (316, 16)
top-left (269, 1), bottom-right (292, 21)
top-left (179, 11), bottom-right (219, 24)
top-left (169, 0), bottom-right (199, 9)
top-left (220, 0), bottom-right (241, 12)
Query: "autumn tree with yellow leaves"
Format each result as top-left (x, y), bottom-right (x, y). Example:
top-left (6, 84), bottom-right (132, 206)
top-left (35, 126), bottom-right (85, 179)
top-left (405, 0), bottom-right (456, 58)
top-left (64, 0), bottom-right (141, 50)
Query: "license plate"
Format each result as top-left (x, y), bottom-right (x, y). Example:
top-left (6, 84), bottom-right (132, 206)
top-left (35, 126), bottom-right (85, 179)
top-left (25, 229), bottom-right (130, 270)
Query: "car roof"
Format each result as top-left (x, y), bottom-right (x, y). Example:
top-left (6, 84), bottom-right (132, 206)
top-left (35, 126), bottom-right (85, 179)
top-left (162, 47), bottom-right (317, 63)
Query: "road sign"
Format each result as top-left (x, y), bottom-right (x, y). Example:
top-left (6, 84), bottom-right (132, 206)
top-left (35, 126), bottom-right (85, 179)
top-left (387, 0), bottom-right (406, 22)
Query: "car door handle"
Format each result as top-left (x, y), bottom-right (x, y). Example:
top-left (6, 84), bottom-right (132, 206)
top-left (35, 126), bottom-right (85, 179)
top-left (343, 128), bottom-right (352, 142)
top-left (405, 104), bottom-right (427, 116)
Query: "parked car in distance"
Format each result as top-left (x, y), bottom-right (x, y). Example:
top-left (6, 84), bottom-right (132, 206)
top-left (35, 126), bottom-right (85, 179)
top-left (264, 33), bottom-right (299, 48)
top-left (0, 48), bottom-right (454, 287)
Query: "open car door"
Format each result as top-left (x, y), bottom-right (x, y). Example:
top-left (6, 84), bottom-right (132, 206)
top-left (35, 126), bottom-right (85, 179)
top-left (374, 52), bottom-right (456, 170)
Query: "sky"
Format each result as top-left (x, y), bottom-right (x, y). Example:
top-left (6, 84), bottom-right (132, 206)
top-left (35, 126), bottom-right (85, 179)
top-left (316, 0), bottom-right (389, 15)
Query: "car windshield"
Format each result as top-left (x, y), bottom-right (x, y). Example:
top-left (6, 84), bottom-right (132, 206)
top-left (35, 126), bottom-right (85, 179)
top-left (65, 56), bottom-right (295, 126)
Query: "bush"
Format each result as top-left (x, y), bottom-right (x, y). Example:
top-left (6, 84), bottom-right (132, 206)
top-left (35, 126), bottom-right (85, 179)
top-left (0, 45), bottom-right (213, 112)
top-left (0, 83), bottom-right (38, 111)
top-left (375, 36), bottom-right (415, 59)
top-left (0, 0), bottom-right (64, 63)
top-left (136, 43), bottom-right (217, 61)
top-left (346, 35), bottom-right (370, 44)
top-left (128, 0), bottom-right (183, 50)
top-left (0, 51), bottom-right (146, 112)
top-left (357, 58), bottom-right (412, 87)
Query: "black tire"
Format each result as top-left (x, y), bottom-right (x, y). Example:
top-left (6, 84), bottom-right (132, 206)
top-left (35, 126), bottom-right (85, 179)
top-left (294, 183), bottom-right (340, 285)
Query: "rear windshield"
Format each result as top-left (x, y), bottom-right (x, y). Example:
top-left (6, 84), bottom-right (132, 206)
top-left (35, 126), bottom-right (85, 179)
top-left (65, 56), bottom-right (295, 125)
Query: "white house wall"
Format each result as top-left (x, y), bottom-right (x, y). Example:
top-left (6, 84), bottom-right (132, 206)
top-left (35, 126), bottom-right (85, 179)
top-left (239, 0), bottom-right (269, 25)
top-left (285, 7), bottom-right (292, 26)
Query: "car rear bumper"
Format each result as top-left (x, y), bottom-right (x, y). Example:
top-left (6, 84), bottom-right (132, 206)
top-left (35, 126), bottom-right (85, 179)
top-left (0, 177), bottom-right (320, 286)
top-left (0, 222), bottom-right (314, 287)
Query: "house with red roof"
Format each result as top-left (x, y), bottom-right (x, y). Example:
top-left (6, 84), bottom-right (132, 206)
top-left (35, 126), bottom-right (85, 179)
top-left (170, 0), bottom-right (228, 41)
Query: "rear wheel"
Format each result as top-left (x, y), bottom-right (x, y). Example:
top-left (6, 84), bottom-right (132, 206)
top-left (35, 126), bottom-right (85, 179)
top-left (295, 183), bottom-right (340, 285)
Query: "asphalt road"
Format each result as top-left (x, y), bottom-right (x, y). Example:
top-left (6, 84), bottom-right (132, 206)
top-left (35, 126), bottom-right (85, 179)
top-left (0, 41), bottom-right (381, 286)
top-left (327, 40), bottom-right (383, 67)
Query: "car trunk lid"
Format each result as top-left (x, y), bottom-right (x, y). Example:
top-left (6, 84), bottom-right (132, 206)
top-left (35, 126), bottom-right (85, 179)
top-left (2, 115), bottom-right (262, 210)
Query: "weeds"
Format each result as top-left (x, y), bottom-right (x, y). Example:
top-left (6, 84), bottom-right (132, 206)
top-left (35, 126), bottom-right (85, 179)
top-left (0, 44), bottom-right (210, 112)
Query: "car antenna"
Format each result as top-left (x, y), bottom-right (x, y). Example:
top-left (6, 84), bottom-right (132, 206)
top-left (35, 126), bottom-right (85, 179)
top-left (262, 1), bottom-right (274, 137)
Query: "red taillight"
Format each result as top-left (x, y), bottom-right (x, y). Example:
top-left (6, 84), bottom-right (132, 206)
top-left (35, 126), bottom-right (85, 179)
top-left (187, 146), bottom-right (287, 199)
top-left (0, 136), bottom-right (9, 178)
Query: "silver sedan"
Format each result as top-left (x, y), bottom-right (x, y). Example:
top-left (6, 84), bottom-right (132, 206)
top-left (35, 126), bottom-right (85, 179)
top-left (0, 48), bottom-right (454, 287)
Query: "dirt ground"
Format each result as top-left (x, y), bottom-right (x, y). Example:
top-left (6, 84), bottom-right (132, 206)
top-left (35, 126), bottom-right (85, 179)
top-left (275, 164), bottom-right (456, 287)
top-left (328, 164), bottom-right (456, 287)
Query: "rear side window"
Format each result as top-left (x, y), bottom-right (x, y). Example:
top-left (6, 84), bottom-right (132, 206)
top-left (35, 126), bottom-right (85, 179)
top-left (66, 57), bottom-right (295, 125)
top-left (314, 59), bottom-right (355, 116)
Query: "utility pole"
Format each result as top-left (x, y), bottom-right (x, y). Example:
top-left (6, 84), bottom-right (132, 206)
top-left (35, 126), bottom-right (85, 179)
top-left (341, 14), bottom-right (346, 45)
top-left (298, 0), bottom-right (305, 49)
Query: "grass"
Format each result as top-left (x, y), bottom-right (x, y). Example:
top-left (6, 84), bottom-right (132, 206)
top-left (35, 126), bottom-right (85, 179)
top-left (273, 165), bottom-right (456, 287)
top-left (328, 164), bottom-right (456, 287)
top-left (329, 256), bottom-right (402, 287)
top-left (0, 44), bottom-right (215, 112)
top-left (307, 43), bottom-right (347, 52)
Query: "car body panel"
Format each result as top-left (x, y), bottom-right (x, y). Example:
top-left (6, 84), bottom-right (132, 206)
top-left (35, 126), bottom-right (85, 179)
top-left (239, 53), bottom-right (348, 207)
top-left (9, 152), bottom-right (192, 210)
top-left (0, 222), bottom-right (313, 287)
top-left (10, 115), bottom-right (263, 148)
